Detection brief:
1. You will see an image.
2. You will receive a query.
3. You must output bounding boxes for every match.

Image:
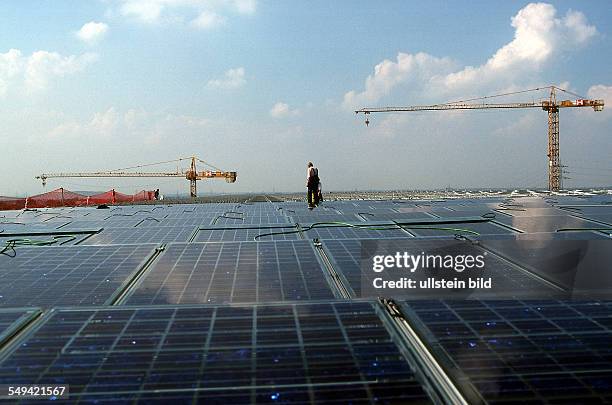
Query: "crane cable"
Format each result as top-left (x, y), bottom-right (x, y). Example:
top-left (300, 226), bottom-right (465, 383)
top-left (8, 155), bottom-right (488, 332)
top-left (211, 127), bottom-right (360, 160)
top-left (442, 85), bottom-right (587, 106)
top-left (108, 157), bottom-right (192, 173)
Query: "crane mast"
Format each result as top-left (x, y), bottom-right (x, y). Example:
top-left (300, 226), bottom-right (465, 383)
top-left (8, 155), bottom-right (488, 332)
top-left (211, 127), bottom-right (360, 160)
top-left (356, 86), bottom-right (604, 192)
top-left (36, 156), bottom-right (237, 198)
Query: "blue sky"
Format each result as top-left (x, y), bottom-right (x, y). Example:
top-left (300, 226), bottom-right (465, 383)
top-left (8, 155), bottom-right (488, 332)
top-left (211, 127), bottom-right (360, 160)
top-left (0, 1), bottom-right (610, 196)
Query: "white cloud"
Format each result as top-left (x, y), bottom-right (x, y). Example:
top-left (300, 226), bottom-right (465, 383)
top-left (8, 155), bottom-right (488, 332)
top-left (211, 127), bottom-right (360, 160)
top-left (77, 21), bottom-right (109, 44)
top-left (343, 3), bottom-right (597, 109)
top-left (47, 107), bottom-right (211, 140)
top-left (269, 102), bottom-right (300, 118)
top-left (117, 0), bottom-right (256, 27)
top-left (233, 0), bottom-right (256, 14)
top-left (343, 52), bottom-right (455, 109)
top-left (191, 11), bottom-right (226, 29)
top-left (587, 84), bottom-right (612, 118)
top-left (25, 51), bottom-right (98, 91)
top-left (0, 48), bottom-right (97, 96)
top-left (587, 85), bottom-right (612, 106)
top-left (0, 49), bottom-right (23, 96)
top-left (207, 67), bottom-right (246, 89)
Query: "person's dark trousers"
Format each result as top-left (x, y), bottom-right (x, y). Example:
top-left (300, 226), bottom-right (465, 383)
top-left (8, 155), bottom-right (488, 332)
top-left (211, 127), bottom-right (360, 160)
top-left (308, 187), bottom-right (317, 207)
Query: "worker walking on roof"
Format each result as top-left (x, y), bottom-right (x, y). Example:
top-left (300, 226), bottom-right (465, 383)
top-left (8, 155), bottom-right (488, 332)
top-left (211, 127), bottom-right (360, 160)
top-left (307, 162), bottom-right (319, 209)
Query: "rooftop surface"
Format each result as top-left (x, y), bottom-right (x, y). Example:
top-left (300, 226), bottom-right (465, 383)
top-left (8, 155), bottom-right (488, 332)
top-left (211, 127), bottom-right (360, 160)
top-left (0, 194), bottom-right (611, 403)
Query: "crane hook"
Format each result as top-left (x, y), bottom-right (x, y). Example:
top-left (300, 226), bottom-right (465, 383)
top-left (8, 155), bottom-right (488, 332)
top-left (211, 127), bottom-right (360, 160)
top-left (365, 118), bottom-right (369, 127)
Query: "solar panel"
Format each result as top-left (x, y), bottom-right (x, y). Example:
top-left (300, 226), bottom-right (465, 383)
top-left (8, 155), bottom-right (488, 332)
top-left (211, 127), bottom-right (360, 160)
top-left (124, 241), bottom-right (338, 305)
top-left (402, 221), bottom-right (516, 237)
top-left (0, 302), bottom-right (437, 403)
top-left (357, 212), bottom-right (436, 221)
top-left (302, 225), bottom-right (412, 240)
top-left (60, 219), bottom-right (144, 229)
top-left (321, 239), bottom-right (561, 299)
top-left (400, 299), bottom-right (612, 403)
top-left (195, 227), bottom-right (300, 242)
top-left (0, 222), bottom-right (72, 233)
top-left (289, 214), bottom-right (365, 225)
top-left (154, 217), bottom-right (218, 227)
top-left (430, 210), bottom-right (498, 218)
top-left (210, 214), bottom-right (291, 226)
top-left (80, 226), bottom-right (197, 245)
top-left (0, 245), bottom-right (155, 308)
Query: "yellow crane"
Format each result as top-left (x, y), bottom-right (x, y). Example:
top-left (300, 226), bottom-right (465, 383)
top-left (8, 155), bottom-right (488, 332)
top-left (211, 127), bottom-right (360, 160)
top-left (355, 86), bottom-right (604, 192)
top-left (36, 156), bottom-right (237, 198)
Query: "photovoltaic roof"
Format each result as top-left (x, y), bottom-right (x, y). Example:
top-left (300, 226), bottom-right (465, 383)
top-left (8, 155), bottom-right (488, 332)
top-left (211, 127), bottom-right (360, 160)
top-left (0, 196), bottom-right (610, 403)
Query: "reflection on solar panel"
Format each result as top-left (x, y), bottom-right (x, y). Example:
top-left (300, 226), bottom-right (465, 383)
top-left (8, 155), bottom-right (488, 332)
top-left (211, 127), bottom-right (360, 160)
top-left (125, 241), bottom-right (337, 305)
top-left (81, 226), bottom-right (196, 245)
top-left (401, 300), bottom-right (612, 403)
top-left (0, 302), bottom-right (436, 403)
top-left (479, 239), bottom-right (612, 296)
top-left (195, 227), bottom-right (300, 242)
top-left (321, 239), bottom-right (560, 299)
top-left (494, 215), bottom-right (604, 233)
top-left (303, 225), bottom-right (411, 240)
top-left (0, 245), bottom-right (155, 308)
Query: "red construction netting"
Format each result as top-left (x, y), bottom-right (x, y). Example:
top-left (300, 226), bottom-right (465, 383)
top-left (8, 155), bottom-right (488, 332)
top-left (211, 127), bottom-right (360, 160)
top-left (0, 196), bottom-right (27, 211)
top-left (0, 188), bottom-right (155, 210)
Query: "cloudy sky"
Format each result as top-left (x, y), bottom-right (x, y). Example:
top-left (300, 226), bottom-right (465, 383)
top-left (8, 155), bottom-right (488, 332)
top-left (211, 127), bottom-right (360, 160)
top-left (0, 1), bottom-right (610, 196)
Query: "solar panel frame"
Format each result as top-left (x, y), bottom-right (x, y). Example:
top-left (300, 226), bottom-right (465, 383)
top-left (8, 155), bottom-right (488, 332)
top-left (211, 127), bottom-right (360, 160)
top-left (0, 308), bottom-right (40, 348)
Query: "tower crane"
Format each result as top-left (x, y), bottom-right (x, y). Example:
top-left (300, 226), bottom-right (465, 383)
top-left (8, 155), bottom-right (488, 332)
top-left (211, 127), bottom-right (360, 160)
top-left (355, 86), bottom-right (604, 192)
top-left (36, 156), bottom-right (237, 198)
